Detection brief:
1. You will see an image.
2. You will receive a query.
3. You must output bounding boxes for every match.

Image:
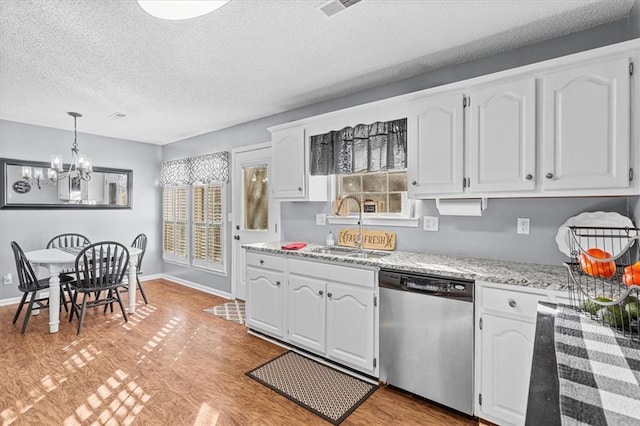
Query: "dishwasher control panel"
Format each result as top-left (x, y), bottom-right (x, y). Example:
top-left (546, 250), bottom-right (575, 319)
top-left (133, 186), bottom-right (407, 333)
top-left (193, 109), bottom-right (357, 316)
top-left (379, 269), bottom-right (474, 301)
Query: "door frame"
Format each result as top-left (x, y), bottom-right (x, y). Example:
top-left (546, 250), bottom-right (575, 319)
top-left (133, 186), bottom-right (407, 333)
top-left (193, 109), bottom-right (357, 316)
top-left (231, 142), bottom-right (280, 300)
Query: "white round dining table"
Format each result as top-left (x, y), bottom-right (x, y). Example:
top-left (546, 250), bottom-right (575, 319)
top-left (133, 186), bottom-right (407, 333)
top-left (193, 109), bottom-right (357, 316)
top-left (25, 246), bottom-right (142, 333)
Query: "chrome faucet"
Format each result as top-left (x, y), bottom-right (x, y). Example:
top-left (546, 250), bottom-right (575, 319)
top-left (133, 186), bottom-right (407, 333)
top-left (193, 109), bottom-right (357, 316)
top-left (335, 195), bottom-right (363, 251)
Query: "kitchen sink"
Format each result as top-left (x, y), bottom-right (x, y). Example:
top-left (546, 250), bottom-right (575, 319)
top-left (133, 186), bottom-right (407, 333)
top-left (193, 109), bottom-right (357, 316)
top-left (345, 251), bottom-right (391, 259)
top-left (309, 246), bottom-right (391, 259)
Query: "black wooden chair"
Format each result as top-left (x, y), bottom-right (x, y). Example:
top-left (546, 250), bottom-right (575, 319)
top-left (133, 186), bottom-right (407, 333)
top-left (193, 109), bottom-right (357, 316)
top-left (47, 233), bottom-right (91, 250)
top-left (47, 233), bottom-right (91, 310)
top-left (68, 241), bottom-right (130, 334)
top-left (120, 234), bottom-right (149, 304)
top-left (10, 241), bottom-right (74, 334)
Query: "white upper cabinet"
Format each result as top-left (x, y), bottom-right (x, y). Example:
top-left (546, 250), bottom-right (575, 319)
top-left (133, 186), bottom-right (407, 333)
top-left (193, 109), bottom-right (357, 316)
top-left (271, 126), bottom-right (329, 201)
top-left (272, 127), bottom-right (307, 199)
top-left (408, 93), bottom-right (465, 196)
top-left (541, 56), bottom-right (631, 191)
top-left (467, 78), bottom-right (536, 193)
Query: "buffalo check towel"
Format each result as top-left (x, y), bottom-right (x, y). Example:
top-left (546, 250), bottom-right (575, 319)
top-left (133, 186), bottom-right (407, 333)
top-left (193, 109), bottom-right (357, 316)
top-left (554, 304), bottom-right (640, 425)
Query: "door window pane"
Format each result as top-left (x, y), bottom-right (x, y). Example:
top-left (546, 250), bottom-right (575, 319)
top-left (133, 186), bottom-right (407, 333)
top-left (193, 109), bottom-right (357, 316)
top-left (244, 166), bottom-right (269, 230)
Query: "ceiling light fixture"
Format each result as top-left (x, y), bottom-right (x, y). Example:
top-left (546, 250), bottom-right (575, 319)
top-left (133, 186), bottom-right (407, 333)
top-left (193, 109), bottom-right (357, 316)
top-left (137, 0), bottom-right (230, 20)
top-left (50, 112), bottom-right (92, 183)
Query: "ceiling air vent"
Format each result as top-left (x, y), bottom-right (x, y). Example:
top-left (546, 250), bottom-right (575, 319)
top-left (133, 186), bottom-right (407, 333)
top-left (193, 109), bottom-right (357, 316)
top-left (108, 112), bottom-right (127, 120)
top-left (317, 0), bottom-right (362, 17)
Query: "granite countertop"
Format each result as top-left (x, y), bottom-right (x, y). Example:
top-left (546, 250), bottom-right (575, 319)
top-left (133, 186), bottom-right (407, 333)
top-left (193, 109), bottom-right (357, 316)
top-left (243, 241), bottom-right (568, 292)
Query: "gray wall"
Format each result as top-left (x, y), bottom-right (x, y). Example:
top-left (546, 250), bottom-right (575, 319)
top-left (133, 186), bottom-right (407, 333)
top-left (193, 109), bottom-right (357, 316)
top-left (0, 119), bottom-right (162, 301)
top-left (162, 5), bottom-right (639, 293)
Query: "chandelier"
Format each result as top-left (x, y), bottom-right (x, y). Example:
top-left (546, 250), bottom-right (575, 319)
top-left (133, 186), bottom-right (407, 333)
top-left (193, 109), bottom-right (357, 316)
top-left (19, 165), bottom-right (57, 189)
top-left (50, 112), bottom-right (92, 182)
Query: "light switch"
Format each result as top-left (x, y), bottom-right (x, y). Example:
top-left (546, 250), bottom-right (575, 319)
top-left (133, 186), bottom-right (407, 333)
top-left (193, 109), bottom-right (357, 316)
top-left (316, 213), bottom-right (326, 226)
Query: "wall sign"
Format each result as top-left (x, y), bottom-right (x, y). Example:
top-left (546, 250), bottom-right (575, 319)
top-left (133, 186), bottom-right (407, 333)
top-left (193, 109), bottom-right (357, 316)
top-left (12, 180), bottom-right (31, 194)
top-left (338, 228), bottom-right (396, 250)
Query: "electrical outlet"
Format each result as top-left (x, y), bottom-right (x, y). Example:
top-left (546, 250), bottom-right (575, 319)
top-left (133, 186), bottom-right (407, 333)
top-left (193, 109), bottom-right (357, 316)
top-left (3, 273), bottom-right (11, 285)
top-left (517, 218), bottom-right (530, 235)
top-left (315, 213), bottom-right (326, 226)
top-left (423, 216), bottom-right (439, 232)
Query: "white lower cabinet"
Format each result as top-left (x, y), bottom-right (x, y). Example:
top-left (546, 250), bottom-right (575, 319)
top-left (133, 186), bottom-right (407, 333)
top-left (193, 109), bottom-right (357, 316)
top-left (287, 273), bottom-right (326, 353)
top-left (479, 313), bottom-right (535, 426)
top-left (246, 252), bottom-right (378, 377)
top-left (245, 253), bottom-right (285, 338)
top-left (286, 259), bottom-right (377, 376)
top-left (475, 281), bottom-right (569, 426)
top-left (325, 282), bottom-right (375, 374)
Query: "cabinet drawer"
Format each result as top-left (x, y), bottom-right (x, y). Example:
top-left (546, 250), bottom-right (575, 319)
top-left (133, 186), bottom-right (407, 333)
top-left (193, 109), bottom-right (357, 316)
top-left (246, 252), bottom-right (284, 271)
top-left (289, 259), bottom-right (375, 288)
top-left (480, 285), bottom-right (546, 321)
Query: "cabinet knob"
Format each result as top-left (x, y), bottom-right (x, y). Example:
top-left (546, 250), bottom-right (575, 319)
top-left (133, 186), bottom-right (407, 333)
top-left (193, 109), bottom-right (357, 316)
top-left (508, 299), bottom-right (517, 308)
top-left (234, 235), bottom-right (240, 240)
top-left (545, 172), bottom-right (554, 179)
top-left (276, 281), bottom-right (281, 286)
top-left (319, 290), bottom-right (324, 296)
top-left (525, 174), bottom-right (533, 180)
top-left (327, 292), bottom-right (332, 298)
top-left (235, 225), bottom-right (240, 230)
top-left (411, 180), bottom-right (417, 186)
top-left (298, 187), bottom-right (302, 191)
top-left (260, 259), bottom-right (264, 264)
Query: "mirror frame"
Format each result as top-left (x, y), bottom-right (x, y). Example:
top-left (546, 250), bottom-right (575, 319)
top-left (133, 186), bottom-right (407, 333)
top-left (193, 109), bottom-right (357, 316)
top-left (0, 157), bottom-right (133, 209)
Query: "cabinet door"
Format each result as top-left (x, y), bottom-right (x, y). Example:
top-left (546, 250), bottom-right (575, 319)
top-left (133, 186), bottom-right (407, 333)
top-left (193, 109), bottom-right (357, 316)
top-left (542, 57), bottom-right (630, 190)
top-left (246, 267), bottom-right (284, 338)
top-left (326, 283), bottom-right (375, 374)
top-left (468, 78), bottom-right (536, 192)
top-left (480, 313), bottom-right (535, 426)
top-left (408, 93), bottom-right (464, 196)
top-left (272, 127), bottom-right (306, 199)
top-left (287, 274), bottom-right (326, 354)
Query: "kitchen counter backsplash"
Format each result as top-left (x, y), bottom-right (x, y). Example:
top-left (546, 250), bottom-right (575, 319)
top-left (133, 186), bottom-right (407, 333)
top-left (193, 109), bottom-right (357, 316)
top-left (243, 241), bottom-right (569, 292)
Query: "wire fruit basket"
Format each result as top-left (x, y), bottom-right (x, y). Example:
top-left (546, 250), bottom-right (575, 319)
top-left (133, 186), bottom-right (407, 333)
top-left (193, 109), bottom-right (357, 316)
top-left (564, 225), bottom-right (640, 343)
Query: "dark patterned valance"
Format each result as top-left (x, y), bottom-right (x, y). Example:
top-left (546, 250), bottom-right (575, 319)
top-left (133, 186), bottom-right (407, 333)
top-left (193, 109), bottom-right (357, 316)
top-left (160, 151), bottom-right (229, 186)
top-left (310, 118), bottom-right (406, 175)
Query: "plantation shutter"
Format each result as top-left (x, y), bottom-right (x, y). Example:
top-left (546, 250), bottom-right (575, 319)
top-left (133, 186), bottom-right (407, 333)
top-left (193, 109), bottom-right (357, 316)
top-left (163, 185), bottom-right (189, 264)
top-left (192, 182), bottom-right (225, 271)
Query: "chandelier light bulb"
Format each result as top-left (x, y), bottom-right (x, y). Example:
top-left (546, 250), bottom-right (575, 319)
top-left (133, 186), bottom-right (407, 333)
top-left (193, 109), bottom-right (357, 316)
top-left (137, 0), bottom-right (230, 20)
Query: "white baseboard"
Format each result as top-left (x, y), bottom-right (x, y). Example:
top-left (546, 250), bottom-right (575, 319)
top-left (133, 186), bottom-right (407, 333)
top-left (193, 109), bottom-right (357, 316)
top-left (160, 274), bottom-right (232, 299)
top-left (0, 273), bottom-right (230, 307)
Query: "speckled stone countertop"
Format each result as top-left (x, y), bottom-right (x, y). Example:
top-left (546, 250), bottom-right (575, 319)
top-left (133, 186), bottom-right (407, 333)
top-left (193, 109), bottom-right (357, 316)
top-left (243, 241), bottom-right (569, 292)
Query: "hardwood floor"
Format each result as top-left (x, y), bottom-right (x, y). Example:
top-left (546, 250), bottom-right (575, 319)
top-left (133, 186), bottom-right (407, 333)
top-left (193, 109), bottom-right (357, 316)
top-left (0, 279), bottom-right (478, 425)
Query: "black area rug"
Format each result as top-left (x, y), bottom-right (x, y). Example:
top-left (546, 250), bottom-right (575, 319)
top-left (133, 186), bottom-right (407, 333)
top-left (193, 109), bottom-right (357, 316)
top-left (246, 351), bottom-right (377, 425)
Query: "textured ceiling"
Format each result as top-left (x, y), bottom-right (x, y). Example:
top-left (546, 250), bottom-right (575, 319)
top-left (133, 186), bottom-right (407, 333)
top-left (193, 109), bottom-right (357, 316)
top-left (0, 0), bottom-right (634, 145)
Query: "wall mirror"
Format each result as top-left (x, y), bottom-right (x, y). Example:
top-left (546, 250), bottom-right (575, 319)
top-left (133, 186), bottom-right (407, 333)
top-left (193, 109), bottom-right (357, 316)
top-left (0, 158), bottom-right (132, 209)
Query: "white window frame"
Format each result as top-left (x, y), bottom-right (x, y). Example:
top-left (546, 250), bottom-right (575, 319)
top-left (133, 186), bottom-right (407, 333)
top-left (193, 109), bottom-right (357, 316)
top-left (191, 182), bottom-right (227, 276)
top-left (162, 185), bottom-right (190, 265)
top-left (327, 171), bottom-right (419, 228)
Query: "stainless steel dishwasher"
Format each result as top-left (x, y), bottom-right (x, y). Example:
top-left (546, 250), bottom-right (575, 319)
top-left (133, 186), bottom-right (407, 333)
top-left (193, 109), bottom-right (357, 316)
top-left (379, 268), bottom-right (474, 416)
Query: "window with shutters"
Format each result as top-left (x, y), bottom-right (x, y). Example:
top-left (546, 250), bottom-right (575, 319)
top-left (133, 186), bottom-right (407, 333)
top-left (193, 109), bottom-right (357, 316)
top-left (192, 182), bottom-right (226, 273)
top-left (163, 185), bottom-right (189, 264)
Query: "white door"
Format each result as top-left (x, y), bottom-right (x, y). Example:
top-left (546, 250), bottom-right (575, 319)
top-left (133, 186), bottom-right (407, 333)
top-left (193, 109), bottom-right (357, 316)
top-left (468, 78), bottom-right (536, 192)
top-left (231, 144), bottom-right (280, 300)
top-left (272, 127), bottom-right (306, 199)
top-left (326, 282), bottom-right (375, 374)
top-left (287, 273), bottom-right (326, 354)
top-left (408, 92), bottom-right (465, 196)
top-left (480, 314), bottom-right (535, 426)
top-left (541, 56), bottom-right (630, 190)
